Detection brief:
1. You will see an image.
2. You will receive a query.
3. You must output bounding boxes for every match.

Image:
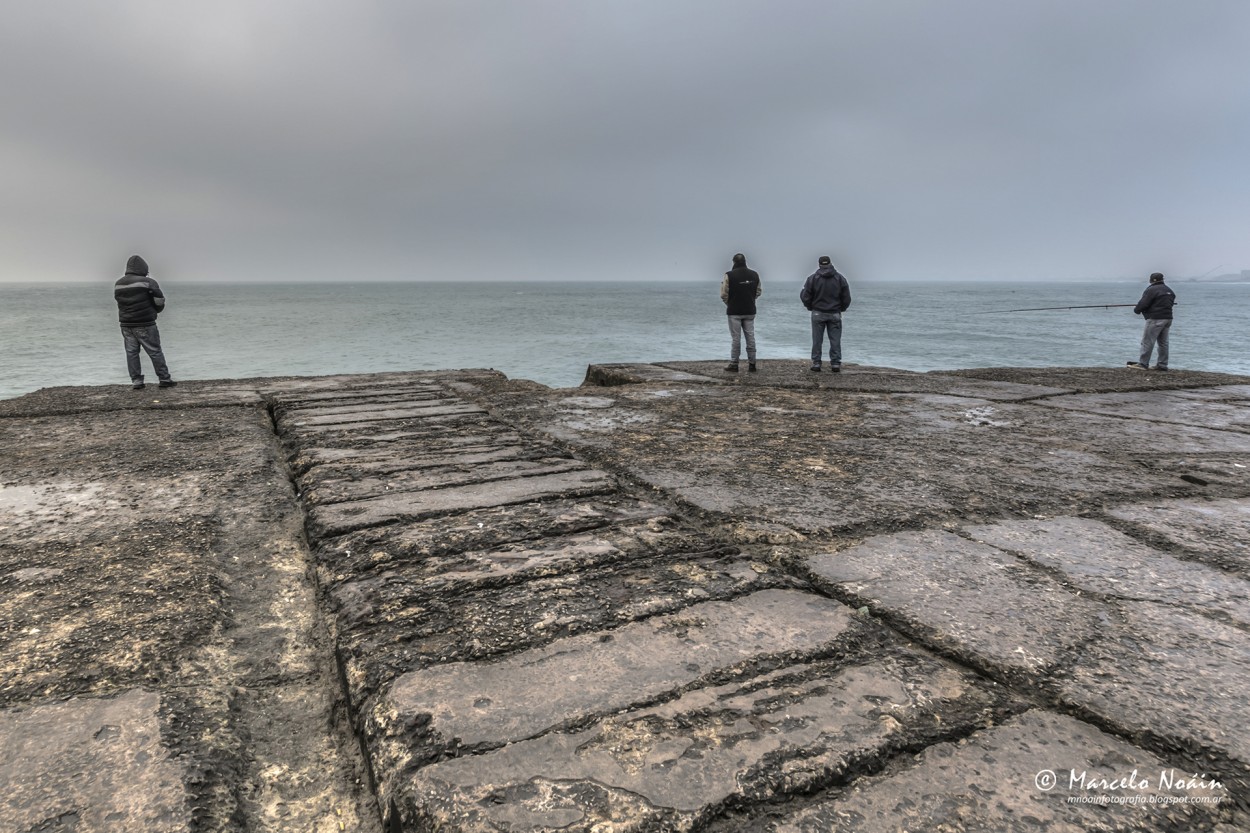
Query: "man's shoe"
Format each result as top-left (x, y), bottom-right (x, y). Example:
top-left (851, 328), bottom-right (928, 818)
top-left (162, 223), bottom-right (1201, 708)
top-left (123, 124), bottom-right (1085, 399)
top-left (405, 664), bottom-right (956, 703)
top-left (158, 380), bottom-right (178, 388)
top-left (724, 363), bottom-right (739, 373)
top-left (748, 363), bottom-right (757, 373)
top-left (810, 364), bottom-right (821, 372)
top-left (829, 365), bottom-right (842, 373)
top-left (1152, 366), bottom-right (1169, 372)
top-left (132, 382), bottom-right (145, 390)
top-left (1126, 362), bottom-right (1147, 370)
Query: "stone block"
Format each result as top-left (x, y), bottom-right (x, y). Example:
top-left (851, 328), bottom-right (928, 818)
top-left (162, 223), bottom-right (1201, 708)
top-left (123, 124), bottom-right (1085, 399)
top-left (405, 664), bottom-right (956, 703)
top-left (806, 530), bottom-right (1102, 681)
top-left (0, 690), bottom-right (190, 832)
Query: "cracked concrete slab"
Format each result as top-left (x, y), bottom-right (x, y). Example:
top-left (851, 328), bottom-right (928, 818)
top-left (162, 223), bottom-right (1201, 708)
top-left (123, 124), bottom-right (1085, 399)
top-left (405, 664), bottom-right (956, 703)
top-left (0, 394), bottom-right (381, 833)
top-left (1107, 498), bottom-right (1250, 576)
top-left (0, 690), bottom-right (190, 833)
top-left (296, 444), bottom-right (544, 481)
top-left (965, 517), bottom-right (1250, 626)
top-left (1062, 600), bottom-right (1250, 806)
top-left (382, 590), bottom-right (858, 753)
top-left (278, 402), bottom-right (485, 428)
top-left (305, 468), bottom-right (617, 536)
top-left (398, 654), bottom-right (1008, 833)
top-left (656, 360), bottom-right (1075, 400)
top-left (303, 458), bottom-right (590, 505)
top-left (805, 530), bottom-right (1103, 681)
top-left (766, 710), bottom-right (1230, 833)
top-left (1037, 389), bottom-right (1250, 432)
top-left (314, 496), bottom-right (670, 585)
top-left (480, 383), bottom-right (1243, 535)
top-left (331, 553), bottom-right (800, 719)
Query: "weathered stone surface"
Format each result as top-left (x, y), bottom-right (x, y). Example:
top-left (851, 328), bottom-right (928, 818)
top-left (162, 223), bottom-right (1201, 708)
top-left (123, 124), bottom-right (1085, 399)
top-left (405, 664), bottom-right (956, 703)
top-left (966, 517), bottom-right (1250, 626)
top-left (656, 360), bottom-right (1075, 400)
top-left (765, 710), bottom-right (1230, 833)
top-left (1062, 600), bottom-right (1250, 805)
top-left (278, 402), bottom-right (485, 428)
top-left (1108, 497), bottom-right (1250, 575)
top-left (481, 384), bottom-right (1236, 535)
top-left (269, 384), bottom-right (444, 404)
top-left (0, 396), bottom-right (382, 833)
top-left (805, 530), bottom-right (1103, 681)
top-left (1037, 389), bottom-right (1250, 432)
top-left (291, 419), bottom-right (517, 447)
top-left (582, 363), bottom-right (721, 387)
top-left (306, 468), bottom-right (617, 536)
top-left (398, 654), bottom-right (1009, 833)
top-left (276, 389), bottom-right (446, 410)
top-left (945, 366), bottom-right (1250, 393)
top-left (0, 383), bottom-right (264, 418)
top-left (333, 553), bottom-right (799, 716)
top-left (382, 590), bottom-right (859, 754)
top-left (8, 364), bottom-right (1250, 832)
top-left (326, 522), bottom-right (721, 601)
top-left (0, 690), bottom-right (190, 833)
top-left (315, 496), bottom-right (671, 584)
top-left (296, 443), bottom-right (543, 481)
top-left (304, 458), bottom-right (589, 505)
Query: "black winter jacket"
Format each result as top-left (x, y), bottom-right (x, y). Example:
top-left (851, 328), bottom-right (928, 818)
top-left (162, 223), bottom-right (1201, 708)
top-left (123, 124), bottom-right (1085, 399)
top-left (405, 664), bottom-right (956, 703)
top-left (1134, 282), bottom-right (1175, 320)
top-left (800, 266), bottom-right (852, 313)
top-left (114, 255), bottom-right (166, 327)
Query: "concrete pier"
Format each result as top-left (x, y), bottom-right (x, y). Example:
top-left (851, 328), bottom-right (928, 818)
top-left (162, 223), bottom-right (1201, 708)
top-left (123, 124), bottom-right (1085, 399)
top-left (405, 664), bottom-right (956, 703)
top-left (1, 362), bottom-right (1248, 832)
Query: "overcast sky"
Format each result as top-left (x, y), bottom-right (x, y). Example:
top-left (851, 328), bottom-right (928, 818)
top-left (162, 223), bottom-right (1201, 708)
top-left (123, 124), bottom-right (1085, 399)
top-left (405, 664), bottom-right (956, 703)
top-left (3, 1), bottom-right (1248, 284)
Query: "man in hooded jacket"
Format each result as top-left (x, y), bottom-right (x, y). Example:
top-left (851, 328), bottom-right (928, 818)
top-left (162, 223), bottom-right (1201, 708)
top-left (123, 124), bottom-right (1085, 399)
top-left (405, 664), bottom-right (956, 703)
top-left (114, 254), bottom-right (176, 389)
top-left (1127, 272), bottom-right (1175, 371)
top-left (800, 255), bottom-right (852, 372)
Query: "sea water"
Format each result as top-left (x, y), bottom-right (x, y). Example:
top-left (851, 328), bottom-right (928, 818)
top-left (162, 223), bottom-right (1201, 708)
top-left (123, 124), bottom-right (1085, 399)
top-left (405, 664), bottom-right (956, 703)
top-left (1, 280), bottom-right (1246, 400)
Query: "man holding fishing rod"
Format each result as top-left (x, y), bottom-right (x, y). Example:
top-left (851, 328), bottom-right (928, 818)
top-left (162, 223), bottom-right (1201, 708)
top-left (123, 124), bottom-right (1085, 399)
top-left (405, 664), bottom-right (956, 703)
top-left (1127, 272), bottom-right (1176, 371)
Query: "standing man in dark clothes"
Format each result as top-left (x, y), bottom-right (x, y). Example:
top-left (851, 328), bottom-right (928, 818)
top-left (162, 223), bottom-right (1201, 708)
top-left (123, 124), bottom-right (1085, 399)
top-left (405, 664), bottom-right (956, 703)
top-left (800, 255), bottom-right (852, 372)
top-left (1127, 272), bottom-right (1175, 371)
top-left (114, 254), bottom-right (176, 389)
top-left (720, 252), bottom-right (762, 372)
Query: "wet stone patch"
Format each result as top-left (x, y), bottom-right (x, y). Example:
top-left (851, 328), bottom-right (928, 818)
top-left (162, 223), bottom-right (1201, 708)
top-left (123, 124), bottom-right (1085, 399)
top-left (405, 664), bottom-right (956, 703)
top-left (757, 710), bottom-right (1230, 833)
top-left (1062, 600), bottom-right (1250, 810)
top-left (397, 653), bottom-right (1012, 833)
top-left (331, 553), bottom-right (801, 713)
top-left (965, 516), bottom-right (1250, 627)
top-left (312, 496), bottom-right (672, 586)
top-left (478, 384), bottom-right (1228, 536)
top-left (804, 530), bottom-right (1103, 682)
top-left (1035, 389), bottom-right (1250, 432)
top-left (1107, 497), bottom-right (1250, 576)
top-left (0, 690), bottom-right (190, 833)
top-left (381, 590), bottom-right (858, 754)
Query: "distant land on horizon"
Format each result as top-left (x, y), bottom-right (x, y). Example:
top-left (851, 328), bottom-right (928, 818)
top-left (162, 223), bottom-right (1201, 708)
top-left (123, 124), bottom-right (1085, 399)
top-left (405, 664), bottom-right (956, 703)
top-left (1192, 270), bottom-right (1250, 283)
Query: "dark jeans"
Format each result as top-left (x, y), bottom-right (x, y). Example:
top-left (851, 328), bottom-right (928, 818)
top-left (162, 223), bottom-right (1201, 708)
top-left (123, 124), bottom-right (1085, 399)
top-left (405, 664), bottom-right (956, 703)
top-left (811, 311), bottom-right (843, 365)
top-left (121, 325), bottom-right (172, 383)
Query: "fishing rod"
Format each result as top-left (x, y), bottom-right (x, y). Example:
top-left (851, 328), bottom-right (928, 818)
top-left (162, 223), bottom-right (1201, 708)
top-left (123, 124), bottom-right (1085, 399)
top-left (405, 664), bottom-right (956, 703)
top-left (974, 303), bottom-right (1137, 314)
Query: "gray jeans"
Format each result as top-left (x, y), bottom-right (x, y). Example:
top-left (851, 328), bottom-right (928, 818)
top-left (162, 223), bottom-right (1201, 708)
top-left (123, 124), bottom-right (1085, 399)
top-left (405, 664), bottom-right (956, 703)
top-left (121, 325), bottom-right (172, 383)
top-left (1139, 318), bottom-right (1172, 369)
top-left (811, 311), bottom-right (843, 365)
top-left (727, 315), bottom-right (756, 362)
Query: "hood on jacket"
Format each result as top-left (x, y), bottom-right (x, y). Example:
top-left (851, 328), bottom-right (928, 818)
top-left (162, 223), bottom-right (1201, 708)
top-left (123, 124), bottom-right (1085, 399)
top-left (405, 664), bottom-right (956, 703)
top-left (814, 265), bottom-right (840, 279)
top-left (125, 255), bottom-right (149, 276)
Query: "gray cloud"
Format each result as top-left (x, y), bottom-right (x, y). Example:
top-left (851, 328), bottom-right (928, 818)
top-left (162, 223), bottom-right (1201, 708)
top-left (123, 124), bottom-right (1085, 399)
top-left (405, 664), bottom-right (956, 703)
top-left (2, 0), bottom-right (1248, 283)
